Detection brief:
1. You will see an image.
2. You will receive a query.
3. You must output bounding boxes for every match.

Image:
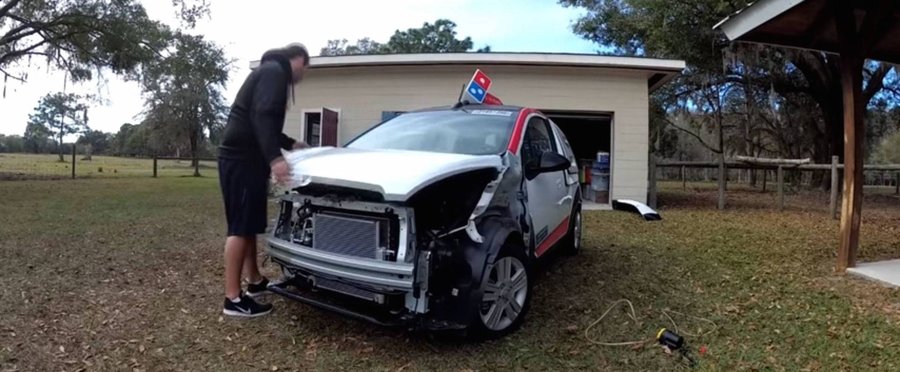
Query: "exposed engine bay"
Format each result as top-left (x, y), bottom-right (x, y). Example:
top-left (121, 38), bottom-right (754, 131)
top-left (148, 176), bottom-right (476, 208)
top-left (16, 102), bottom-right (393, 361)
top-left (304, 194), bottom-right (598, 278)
top-left (267, 164), bottom-right (502, 329)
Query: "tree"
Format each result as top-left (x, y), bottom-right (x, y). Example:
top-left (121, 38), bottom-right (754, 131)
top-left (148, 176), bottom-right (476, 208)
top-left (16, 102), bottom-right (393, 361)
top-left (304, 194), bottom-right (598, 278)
top-left (23, 121), bottom-right (51, 153)
top-left (0, 134), bottom-right (25, 153)
top-left (77, 129), bottom-right (112, 159)
top-left (141, 32), bottom-right (229, 176)
top-left (27, 92), bottom-right (90, 161)
top-left (872, 131), bottom-right (900, 165)
top-left (382, 19), bottom-right (474, 54)
top-left (560, 0), bottom-right (896, 190)
top-left (320, 38), bottom-right (384, 56)
top-left (0, 0), bottom-right (210, 85)
top-left (319, 19), bottom-right (489, 56)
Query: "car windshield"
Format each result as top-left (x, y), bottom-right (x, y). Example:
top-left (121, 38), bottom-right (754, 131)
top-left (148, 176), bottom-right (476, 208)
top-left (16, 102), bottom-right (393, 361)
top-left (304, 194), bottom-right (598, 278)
top-left (345, 109), bottom-right (517, 156)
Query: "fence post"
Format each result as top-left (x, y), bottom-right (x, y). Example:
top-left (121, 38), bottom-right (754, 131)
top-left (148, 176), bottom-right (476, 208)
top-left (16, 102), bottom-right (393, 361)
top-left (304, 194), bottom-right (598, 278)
top-left (717, 156), bottom-right (726, 210)
top-left (648, 156), bottom-right (658, 209)
top-left (762, 169), bottom-right (768, 192)
top-left (895, 172), bottom-right (899, 195)
top-left (153, 156), bottom-right (158, 178)
top-left (777, 165), bottom-right (784, 211)
top-left (830, 156), bottom-right (839, 219)
top-left (71, 143), bottom-right (76, 179)
top-left (681, 165), bottom-right (686, 190)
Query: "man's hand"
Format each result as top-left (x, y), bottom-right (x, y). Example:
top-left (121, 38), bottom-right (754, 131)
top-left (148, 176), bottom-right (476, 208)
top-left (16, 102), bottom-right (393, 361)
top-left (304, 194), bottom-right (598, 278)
top-left (293, 141), bottom-right (310, 150)
top-left (270, 157), bottom-right (291, 184)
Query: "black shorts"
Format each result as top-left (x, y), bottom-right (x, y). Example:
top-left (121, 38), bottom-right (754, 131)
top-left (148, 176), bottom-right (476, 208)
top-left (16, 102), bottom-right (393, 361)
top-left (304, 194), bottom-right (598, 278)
top-left (218, 158), bottom-right (271, 237)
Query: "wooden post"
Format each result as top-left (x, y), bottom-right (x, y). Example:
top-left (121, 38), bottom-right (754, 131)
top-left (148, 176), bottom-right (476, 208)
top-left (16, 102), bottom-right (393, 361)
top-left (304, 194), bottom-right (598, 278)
top-left (717, 155), bottom-right (726, 210)
top-left (153, 156), bottom-right (158, 178)
top-left (648, 156), bottom-right (658, 209)
top-left (830, 156), bottom-right (839, 219)
top-left (762, 169), bottom-right (768, 192)
top-left (71, 144), bottom-right (76, 179)
top-left (835, 16), bottom-right (865, 271)
top-left (777, 165), bottom-right (784, 211)
top-left (681, 165), bottom-right (686, 190)
top-left (895, 172), bottom-right (899, 195)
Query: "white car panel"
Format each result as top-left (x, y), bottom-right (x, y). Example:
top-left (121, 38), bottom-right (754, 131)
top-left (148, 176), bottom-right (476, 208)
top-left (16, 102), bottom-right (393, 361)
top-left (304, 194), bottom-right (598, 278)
top-left (284, 147), bottom-right (503, 202)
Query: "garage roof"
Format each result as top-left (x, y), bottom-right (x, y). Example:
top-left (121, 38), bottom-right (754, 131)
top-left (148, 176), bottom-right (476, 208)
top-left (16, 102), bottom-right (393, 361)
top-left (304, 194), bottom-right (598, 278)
top-left (249, 53), bottom-right (685, 92)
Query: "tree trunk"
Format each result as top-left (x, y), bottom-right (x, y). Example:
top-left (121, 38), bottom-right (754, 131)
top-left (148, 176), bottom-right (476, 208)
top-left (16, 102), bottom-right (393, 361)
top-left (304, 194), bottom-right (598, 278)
top-left (57, 134), bottom-right (65, 162)
top-left (190, 130), bottom-right (200, 177)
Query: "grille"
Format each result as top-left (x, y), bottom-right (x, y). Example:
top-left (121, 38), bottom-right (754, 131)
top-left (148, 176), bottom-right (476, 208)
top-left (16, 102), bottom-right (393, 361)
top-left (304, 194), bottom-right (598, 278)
top-left (315, 277), bottom-right (382, 303)
top-left (312, 213), bottom-right (380, 259)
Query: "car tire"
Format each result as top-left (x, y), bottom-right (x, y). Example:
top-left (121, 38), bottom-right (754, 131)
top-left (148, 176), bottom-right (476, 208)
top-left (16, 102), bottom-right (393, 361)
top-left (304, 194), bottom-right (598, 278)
top-left (469, 239), bottom-right (532, 340)
top-left (560, 195), bottom-right (583, 256)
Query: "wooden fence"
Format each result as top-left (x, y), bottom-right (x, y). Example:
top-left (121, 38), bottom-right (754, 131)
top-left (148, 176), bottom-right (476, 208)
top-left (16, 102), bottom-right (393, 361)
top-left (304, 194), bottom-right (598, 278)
top-left (152, 156), bottom-right (217, 178)
top-left (649, 156), bottom-right (900, 218)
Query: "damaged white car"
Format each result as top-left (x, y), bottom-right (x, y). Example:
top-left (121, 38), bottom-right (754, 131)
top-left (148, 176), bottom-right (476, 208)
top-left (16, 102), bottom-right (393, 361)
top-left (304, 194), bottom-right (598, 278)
top-left (266, 103), bottom-right (583, 338)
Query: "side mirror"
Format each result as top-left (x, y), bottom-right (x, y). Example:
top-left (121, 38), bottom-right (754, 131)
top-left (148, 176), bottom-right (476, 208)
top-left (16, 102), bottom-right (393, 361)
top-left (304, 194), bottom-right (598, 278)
top-left (526, 151), bottom-right (571, 179)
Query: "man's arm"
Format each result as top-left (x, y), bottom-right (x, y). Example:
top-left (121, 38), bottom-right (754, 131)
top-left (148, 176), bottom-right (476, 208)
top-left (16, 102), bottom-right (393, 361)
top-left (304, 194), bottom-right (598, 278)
top-left (279, 133), bottom-right (296, 150)
top-left (250, 64), bottom-right (289, 165)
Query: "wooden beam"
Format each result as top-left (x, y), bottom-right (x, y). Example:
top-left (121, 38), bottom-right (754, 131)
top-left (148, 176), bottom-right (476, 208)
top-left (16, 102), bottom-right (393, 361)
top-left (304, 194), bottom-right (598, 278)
top-left (858, 0), bottom-right (894, 55)
top-left (835, 2), bottom-right (865, 272)
top-left (798, 0), bottom-right (836, 48)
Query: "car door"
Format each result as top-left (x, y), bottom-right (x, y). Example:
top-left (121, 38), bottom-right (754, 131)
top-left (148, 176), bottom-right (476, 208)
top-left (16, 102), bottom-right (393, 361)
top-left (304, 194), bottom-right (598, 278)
top-left (521, 116), bottom-right (570, 257)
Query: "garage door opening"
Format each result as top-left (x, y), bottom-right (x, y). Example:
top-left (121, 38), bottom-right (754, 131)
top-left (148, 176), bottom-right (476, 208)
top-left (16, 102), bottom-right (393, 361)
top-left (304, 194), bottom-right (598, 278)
top-left (543, 111), bottom-right (613, 210)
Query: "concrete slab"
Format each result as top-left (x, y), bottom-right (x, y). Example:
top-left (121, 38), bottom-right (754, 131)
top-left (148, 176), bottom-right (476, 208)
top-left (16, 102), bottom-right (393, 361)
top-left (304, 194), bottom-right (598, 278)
top-left (847, 259), bottom-right (900, 288)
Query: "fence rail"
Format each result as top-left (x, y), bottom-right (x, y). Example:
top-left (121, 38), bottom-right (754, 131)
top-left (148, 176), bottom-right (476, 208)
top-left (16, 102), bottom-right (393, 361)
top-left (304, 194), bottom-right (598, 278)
top-left (649, 156), bottom-right (900, 218)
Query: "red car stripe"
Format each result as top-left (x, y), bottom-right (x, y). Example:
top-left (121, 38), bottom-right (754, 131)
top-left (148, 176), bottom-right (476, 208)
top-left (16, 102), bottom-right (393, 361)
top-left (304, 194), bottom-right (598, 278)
top-left (535, 216), bottom-right (570, 258)
top-left (507, 108), bottom-right (537, 154)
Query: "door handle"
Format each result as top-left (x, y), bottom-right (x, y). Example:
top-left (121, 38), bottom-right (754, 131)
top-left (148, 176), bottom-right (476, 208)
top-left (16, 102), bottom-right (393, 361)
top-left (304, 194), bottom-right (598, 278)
top-left (558, 195), bottom-right (573, 205)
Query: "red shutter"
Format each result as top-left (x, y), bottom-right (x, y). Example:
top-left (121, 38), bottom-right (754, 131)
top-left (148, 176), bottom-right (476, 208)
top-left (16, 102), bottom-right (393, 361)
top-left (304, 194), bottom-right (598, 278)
top-left (321, 108), bottom-right (339, 146)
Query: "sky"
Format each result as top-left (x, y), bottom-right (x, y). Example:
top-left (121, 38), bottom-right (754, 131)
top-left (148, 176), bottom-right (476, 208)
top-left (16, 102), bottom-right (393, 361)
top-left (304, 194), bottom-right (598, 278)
top-left (0, 0), bottom-right (599, 139)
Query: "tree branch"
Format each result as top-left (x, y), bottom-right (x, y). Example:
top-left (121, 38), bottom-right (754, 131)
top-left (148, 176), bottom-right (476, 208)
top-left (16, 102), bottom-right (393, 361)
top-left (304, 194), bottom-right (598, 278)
top-left (0, 66), bottom-right (26, 82)
top-left (663, 117), bottom-right (721, 153)
top-left (0, 0), bottom-right (23, 19)
top-left (0, 39), bottom-right (53, 65)
top-left (863, 63), bottom-right (892, 104)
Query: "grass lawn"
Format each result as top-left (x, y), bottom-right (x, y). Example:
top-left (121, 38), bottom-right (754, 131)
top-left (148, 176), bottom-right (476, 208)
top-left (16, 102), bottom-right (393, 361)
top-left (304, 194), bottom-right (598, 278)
top-left (0, 153), bottom-right (216, 180)
top-left (1, 178), bottom-right (898, 371)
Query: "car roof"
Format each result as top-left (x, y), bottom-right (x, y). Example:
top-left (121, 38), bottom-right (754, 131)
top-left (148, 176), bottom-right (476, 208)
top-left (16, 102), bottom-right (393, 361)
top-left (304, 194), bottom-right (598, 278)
top-left (408, 104), bottom-right (528, 114)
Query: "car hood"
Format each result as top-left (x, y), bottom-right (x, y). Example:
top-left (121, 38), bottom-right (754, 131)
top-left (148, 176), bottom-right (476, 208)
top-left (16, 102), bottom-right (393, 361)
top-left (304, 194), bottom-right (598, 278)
top-left (283, 147), bottom-right (504, 202)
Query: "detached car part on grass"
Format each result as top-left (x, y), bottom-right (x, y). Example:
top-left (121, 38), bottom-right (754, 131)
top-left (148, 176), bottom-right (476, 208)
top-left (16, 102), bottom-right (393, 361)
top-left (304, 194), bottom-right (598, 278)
top-left (264, 104), bottom-right (655, 339)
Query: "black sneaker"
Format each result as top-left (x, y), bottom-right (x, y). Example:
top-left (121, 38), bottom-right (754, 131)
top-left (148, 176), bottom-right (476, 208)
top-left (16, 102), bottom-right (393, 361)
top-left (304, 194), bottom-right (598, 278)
top-left (246, 277), bottom-right (270, 298)
top-left (222, 294), bottom-right (273, 318)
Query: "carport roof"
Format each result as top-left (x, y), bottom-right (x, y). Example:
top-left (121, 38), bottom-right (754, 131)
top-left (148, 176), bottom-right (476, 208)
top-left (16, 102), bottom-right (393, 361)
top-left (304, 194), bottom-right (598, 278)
top-left (250, 52), bottom-right (686, 92)
top-left (714, 0), bottom-right (900, 64)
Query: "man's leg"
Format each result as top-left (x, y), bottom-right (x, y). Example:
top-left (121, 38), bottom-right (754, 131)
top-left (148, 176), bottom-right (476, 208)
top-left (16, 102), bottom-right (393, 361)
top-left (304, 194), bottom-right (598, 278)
top-left (224, 235), bottom-right (250, 300)
top-left (243, 235), bottom-right (264, 284)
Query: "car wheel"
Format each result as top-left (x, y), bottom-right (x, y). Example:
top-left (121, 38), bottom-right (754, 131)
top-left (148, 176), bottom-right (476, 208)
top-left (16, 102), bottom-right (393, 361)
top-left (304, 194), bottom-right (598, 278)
top-left (561, 197), bottom-right (583, 255)
top-left (471, 241), bottom-right (532, 339)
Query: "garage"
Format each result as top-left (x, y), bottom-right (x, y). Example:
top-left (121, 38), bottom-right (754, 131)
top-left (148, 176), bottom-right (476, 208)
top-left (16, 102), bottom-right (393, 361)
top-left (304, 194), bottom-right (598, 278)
top-left (541, 110), bottom-right (612, 206)
top-left (253, 53), bottom-right (684, 206)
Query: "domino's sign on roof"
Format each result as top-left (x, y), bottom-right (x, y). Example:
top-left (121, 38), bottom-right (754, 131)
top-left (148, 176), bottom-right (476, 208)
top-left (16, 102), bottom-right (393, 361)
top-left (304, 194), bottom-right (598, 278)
top-left (465, 69), bottom-right (493, 103)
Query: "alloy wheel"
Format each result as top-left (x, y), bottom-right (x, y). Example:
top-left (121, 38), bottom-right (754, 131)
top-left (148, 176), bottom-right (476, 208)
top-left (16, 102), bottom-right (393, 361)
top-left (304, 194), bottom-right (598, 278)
top-left (480, 256), bottom-right (529, 331)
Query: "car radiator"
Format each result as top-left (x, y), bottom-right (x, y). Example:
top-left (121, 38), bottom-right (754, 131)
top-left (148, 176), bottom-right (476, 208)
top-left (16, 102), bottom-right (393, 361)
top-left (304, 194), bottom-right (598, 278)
top-left (312, 212), bottom-right (390, 260)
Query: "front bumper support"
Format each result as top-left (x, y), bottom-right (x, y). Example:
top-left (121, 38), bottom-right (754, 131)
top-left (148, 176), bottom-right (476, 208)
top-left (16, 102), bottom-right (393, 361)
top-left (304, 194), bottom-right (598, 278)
top-left (267, 283), bottom-right (410, 327)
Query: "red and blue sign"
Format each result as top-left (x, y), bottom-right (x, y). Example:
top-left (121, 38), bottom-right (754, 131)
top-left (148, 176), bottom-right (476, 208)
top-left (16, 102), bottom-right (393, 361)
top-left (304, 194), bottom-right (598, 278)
top-left (465, 69), bottom-right (493, 103)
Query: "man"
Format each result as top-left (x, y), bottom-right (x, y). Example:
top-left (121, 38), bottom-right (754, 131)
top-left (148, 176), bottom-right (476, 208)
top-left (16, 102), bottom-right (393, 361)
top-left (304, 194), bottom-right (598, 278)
top-left (217, 43), bottom-right (310, 317)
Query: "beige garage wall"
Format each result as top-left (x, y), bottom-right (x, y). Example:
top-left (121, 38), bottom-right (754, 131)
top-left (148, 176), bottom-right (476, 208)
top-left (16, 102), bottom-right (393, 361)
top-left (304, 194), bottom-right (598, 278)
top-left (285, 64), bottom-right (650, 203)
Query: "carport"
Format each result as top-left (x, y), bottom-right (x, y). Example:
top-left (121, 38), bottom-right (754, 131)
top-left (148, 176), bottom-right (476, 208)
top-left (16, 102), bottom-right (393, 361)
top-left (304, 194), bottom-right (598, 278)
top-left (715, 0), bottom-right (900, 275)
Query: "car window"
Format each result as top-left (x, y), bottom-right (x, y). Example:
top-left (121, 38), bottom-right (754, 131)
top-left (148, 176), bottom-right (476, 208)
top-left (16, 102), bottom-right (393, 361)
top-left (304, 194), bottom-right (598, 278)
top-left (521, 117), bottom-right (556, 167)
top-left (345, 110), bottom-right (516, 156)
top-left (552, 122), bottom-right (575, 161)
